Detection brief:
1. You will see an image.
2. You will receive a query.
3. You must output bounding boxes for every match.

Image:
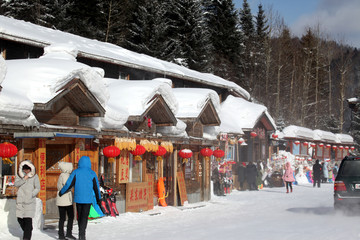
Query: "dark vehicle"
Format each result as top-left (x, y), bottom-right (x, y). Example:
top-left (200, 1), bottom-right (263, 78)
top-left (334, 156), bottom-right (360, 210)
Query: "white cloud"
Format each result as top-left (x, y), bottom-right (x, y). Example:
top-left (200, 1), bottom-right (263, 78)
top-left (291, 0), bottom-right (360, 48)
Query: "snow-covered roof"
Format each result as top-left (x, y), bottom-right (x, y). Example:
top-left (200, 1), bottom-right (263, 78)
top-left (104, 78), bottom-right (178, 117)
top-left (335, 133), bottom-right (354, 144)
top-left (156, 119), bottom-right (188, 138)
top-left (2, 44), bottom-right (109, 105)
top-left (219, 96), bottom-right (275, 134)
top-left (282, 125), bottom-right (314, 140)
top-left (172, 88), bottom-right (220, 118)
top-left (313, 129), bottom-right (337, 143)
top-left (0, 15), bottom-right (250, 100)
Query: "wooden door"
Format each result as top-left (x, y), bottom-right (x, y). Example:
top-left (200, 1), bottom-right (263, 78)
top-left (46, 144), bottom-right (72, 200)
top-left (80, 150), bottom-right (99, 174)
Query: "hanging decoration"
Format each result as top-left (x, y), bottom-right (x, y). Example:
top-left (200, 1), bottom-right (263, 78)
top-left (229, 138), bottom-right (236, 145)
top-left (200, 148), bottom-right (213, 161)
top-left (140, 139), bottom-right (158, 152)
top-left (272, 133), bottom-right (278, 139)
top-left (130, 145), bottom-right (146, 161)
top-left (152, 146), bottom-right (167, 161)
top-left (339, 146), bottom-right (344, 150)
top-left (332, 145), bottom-right (337, 150)
top-left (351, 146), bottom-right (355, 151)
top-left (318, 143), bottom-right (324, 148)
top-left (250, 131), bottom-right (257, 138)
top-left (213, 149), bottom-right (225, 161)
top-left (238, 138), bottom-right (245, 144)
top-left (303, 142), bottom-right (308, 147)
top-left (161, 141), bottom-right (173, 153)
top-left (179, 149), bottom-right (193, 164)
top-left (310, 143), bottom-right (316, 148)
top-left (0, 142), bottom-right (18, 164)
top-left (103, 146), bottom-right (120, 163)
top-left (294, 141), bottom-right (300, 145)
top-left (115, 137), bottom-right (136, 151)
top-left (344, 146), bottom-right (349, 150)
top-left (325, 144), bottom-right (331, 148)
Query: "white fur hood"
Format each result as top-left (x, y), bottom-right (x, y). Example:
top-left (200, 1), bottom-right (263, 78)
top-left (18, 160), bottom-right (36, 178)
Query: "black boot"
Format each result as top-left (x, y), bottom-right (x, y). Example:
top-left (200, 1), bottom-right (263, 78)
top-left (66, 234), bottom-right (77, 240)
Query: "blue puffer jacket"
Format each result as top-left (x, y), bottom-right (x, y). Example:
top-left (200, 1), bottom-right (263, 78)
top-left (59, 156), bottom-right (101, 204)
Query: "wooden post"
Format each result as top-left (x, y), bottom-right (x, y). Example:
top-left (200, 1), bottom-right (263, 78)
top-left (172, 150), bottom-right (178, 206)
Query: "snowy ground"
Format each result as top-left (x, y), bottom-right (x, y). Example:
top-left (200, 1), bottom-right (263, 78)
top-left (2, 183), bottom-right (360, 240)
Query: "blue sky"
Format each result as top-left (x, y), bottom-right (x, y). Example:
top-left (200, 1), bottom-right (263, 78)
top-left (234, 0), bottom-right (360, 48)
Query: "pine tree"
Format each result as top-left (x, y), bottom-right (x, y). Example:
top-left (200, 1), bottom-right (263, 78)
top-left (239, 0), bottom-right (255, 92)
top-left (253, 3), bottom-right (269, 100)
top-left (202, 0), bottom-right (243, 86)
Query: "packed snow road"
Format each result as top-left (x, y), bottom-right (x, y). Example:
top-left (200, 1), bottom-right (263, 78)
top-left (3, 183), bottom-right (360, 240)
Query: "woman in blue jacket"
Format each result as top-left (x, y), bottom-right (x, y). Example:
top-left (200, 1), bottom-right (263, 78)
top-left (59, 156), bottom-right (101, 240)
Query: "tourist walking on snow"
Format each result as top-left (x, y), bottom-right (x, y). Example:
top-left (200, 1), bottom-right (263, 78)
top-left (312, 159), bottom-right (322, 188)
top-left (246, 162), bottom-right (258, 190)
top-left (237, 162), bottom-right (247, 190)
top-left (15, 160), bottom-right (40, 240)
top-left (282, 162), bottom-right (295, 193)
top-left (59, 156), bottom-right (101, 240)
top-left (56, 162), bottom-right (76, 240)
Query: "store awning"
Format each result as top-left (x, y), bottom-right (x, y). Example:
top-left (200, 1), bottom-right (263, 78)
top-left (14, 132), bottom-right (94, 139)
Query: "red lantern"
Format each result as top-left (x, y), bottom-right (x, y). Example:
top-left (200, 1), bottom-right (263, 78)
top-left (272, 133), bottom-right (278, 139)
top-left (344, 146), bottom-right (349, 150)
top-left (103, 146), bottom-right (120, 163)
top-left (250, 132), bottom-right (257, 138)
top-left (0, 142), bottom-right (18, 164)
top-left (294, 141), bottom-right (300, 145)
top-left (200, 148), bottom-right (213, 160)
top-left (319, 143), bottom-right (324, 147)
top-left (238, 138), bottom-right (244, 144)
top-left (325, 144), bottom-right (331, 148)
top-left (332, 145), bottom-right (337, 150)
top-left (152, 146), bottom-right (167, 161)
top-left (213, 149), bottom-right (225, 161)
top-left (179, 149), bottom-right (193, 164)
top-left (311, 143), bottom-right (316, 148)
top-left (351, 146), bottom-right (355, 151)
top-left (339, 146), bottom-right (344, 150)
top-left (131, 145), bottom-right (146, 161)
top-left (303, 142), bottom-right (308, 147)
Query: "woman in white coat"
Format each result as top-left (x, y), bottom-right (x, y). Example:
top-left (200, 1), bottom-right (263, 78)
top-left (56, 162), bottom-right (76, 240)
top-left (15, 160), bottom-right (40, 240)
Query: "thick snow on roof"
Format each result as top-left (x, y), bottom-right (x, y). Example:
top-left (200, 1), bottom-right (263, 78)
top-left (313, 129), bottom-right (337, 143)
top-left (104, 78), bottom-right (178, 117)
top-left (335, 133), bottom-right (354, 144)
top-left (2, 44), bottom-right (109, 105)
top-left (172, 88), bottom-right (220, 118)
top-left (282, 125), bottom-right (315, 140)
top-left (0, 15), bottom-right (250, 100)
top-left (157, 119), bottom-right (188, 138)
top-left (219, 96), bottom-right (271, 134)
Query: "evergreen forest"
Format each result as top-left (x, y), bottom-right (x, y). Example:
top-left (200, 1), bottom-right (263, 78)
top-left (1, 0), bottom-right (360, 145)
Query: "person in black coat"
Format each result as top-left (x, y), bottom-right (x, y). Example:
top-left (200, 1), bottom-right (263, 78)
top-left (313, 159), bottom-right (322, 188)
top-left (246, 162), bottom-right (258, 190)
top-left (238, 162), bottom-right (247, 190)
top-left (212, 167), bottom-right (221, 196)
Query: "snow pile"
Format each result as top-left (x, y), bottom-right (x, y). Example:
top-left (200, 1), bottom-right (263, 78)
top-left (335, 133), bottom-right (354, 144)
top-left (157, 119), bottom-right (188, 138)
top-left (282, 125), bottom-right (315, 140)
top-left (219, 96), bottom-right (274, 134)
top-left (203, 126), bottom-right (220, 140)
top-left (314, 129), bottom-right (337, 143)
top-left (105, 78), bottom-right (178, 116)
top-left (0, 54), bottom-right (6, 84)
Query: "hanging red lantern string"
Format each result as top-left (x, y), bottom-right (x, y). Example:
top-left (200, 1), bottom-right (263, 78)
top-left (250, 131), bottom-right (257, 138)
top-left (200, 148), bottom-right (213, 161)
top-left (103, 145), bottom-right (120, 163)
top-left (152, 146), bottom-right (167, 161)
top-left (131, 145), bottom-right (146, 161)
top-left (179, 149), bottom-right (193, 164)
top-left (0, 142), bottom-right (18, 164)
top-left (213, 149), bottom-right (225, 161)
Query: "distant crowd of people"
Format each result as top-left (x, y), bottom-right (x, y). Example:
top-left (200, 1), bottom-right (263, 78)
top-left (212, 158), bottom-right (340, 196)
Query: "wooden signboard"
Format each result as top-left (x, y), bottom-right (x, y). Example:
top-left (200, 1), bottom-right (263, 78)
top-left (176, 171), bottom-right (188, 206)
top-left (37, 139), bottom-right (47, 214)
top-left (145, 173), bottom-right (154, 210)
top-left (119, 152), bottom-right (130, 183)
top-left (125, 182), bottom-right (148, 212)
